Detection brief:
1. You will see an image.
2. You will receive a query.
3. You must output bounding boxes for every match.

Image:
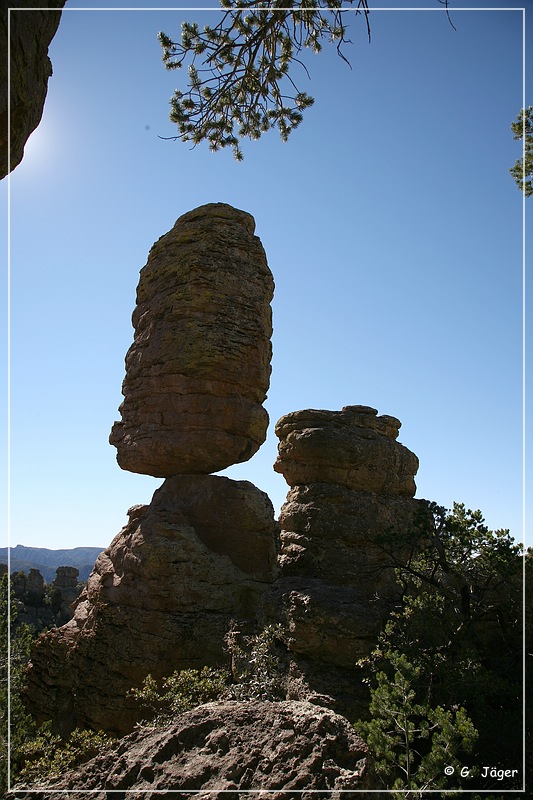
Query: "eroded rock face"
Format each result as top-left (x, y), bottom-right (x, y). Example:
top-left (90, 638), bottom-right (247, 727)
top-left (273, 405), bottom-right (423, 597)
top-left (263, 405), bottom-right (426, 719)
top-left (25, 476), bottom-right (278, 737)
top-left (0, 2), bottom-right (65, 179)
top-left (110, 203), bottom-right (274, 477)
top-left (276, 482), bottom-right (423, 596)
top-left (14, 701), bottom-right (380, 798)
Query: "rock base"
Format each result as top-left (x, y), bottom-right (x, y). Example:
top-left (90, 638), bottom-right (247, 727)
top-left (25, 476), bottom-right (278, 736)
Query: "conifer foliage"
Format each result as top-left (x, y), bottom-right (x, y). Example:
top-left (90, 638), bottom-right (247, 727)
top-left (356, 650), bottom-right (478, 795)
top-left (510, 106), bottom-right (533, 196)
top-left (356, 502), bottom-right (525, 795)
top-left (158, 0), bottom-right (370, 159)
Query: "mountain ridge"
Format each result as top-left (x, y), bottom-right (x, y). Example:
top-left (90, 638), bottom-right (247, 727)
top-left (0, 544), bottom-right (104, 582)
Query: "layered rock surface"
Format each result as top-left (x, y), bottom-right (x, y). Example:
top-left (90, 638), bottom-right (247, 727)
top-left (0, 2), bottom-right (65, 179)
top-left (25, 477), bottom-right (278, 736)
top-left (263, 405), bottom-right (425, 719)
top-left (110, 203), bottom-right (274, 477)
top-left (14, 701), bottom-right (380, 797)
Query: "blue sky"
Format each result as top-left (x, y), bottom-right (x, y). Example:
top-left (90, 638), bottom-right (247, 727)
top-left (2, 0), bottom-right (530, 551)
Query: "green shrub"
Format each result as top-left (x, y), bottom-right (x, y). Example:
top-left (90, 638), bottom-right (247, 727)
top-left (129, 623), bottom-right (289, 727)
top-left (355, 502), bottom-right (524, 794)
top-left (1, 574), bottom-right (37, 794)
top-left (17, 724), bottom-right (113, 784)
top-left (225, 622), bottom-right (288, 701)
top-left (355, 650), bottom-right (478, 796)
top-left (130, 665), bottom-right (231, 726)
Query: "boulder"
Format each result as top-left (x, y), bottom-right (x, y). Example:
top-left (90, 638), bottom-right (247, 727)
top-left (14, 700), bottom-right (380, 797)
top-left (274, 405), bottom-right (419, 495)
top-left (25, 476), bottom-right (278, 736)
top-left (0, 1), bottom-right (65, 179)
top-left (110, 204), bottom-right (274, 477)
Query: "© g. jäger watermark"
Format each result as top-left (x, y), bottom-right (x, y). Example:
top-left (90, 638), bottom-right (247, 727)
top-left (444, 765), bottom-right (521, 781)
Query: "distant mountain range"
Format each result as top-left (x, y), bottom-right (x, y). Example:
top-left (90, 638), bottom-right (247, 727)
top-left (0, 544), bottom-right (105, 582)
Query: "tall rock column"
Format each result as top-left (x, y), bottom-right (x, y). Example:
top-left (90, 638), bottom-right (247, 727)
top-left (110, 203), bottom-right (274, 476)
top-left (261, 405), bottom-right (427, 720)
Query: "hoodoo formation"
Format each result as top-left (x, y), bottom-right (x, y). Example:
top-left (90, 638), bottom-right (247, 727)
top-left (24, 206), bottom-right (424, 793)
top-left (109, 203), bottom-right (274, 477)
top-left (261, 405), bottom-right (426, 719)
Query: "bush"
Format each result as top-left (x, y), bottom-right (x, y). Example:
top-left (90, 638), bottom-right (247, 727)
top-left (17, 724), bottom-right (113, 784)
top-left (355, 502), bottom-right (524, 794)
top-left (130, 666), bottom-right (231, 726)
top-left (1, 574), bottom-right (37, 794)
top-left (129, 623), bottom-right (289, 727)
top-left (225, 622), bottom-right (289, 701)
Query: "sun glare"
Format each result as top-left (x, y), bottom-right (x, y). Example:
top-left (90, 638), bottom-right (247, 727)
top-left (14, 111), bottom-right (61, 179)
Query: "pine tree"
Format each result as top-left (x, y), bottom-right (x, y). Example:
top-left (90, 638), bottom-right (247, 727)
top-left (510, 106), bottom-right (533, 196)
top-left (356, 502), bottom-right (525, 794)
top-left (356, 650), bottom-right (478, 797)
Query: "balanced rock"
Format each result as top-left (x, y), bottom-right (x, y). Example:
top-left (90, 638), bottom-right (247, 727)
top-left (14, 701), bottom-right (380, 797)
top-left (110, 203), bottom-right (274, 477)
top-left (25, 476), bottom-right (278, 736)
top-left (263, 405), bottom-right (426, 719)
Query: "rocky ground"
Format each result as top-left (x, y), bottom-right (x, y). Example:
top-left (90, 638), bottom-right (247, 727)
top-left (12, 700), bottom-right (383, 798)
